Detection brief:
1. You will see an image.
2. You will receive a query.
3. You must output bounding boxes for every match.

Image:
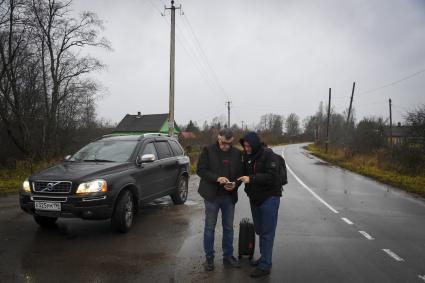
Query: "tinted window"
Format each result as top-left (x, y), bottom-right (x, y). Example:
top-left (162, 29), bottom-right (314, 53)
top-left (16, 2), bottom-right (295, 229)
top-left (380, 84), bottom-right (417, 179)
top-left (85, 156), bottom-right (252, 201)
top-left (169, 141), bottom-right (183, 156)
top-left (155, 142), bottom-right (173, 159)
top-left (141, 142), bottom-right (158, 160)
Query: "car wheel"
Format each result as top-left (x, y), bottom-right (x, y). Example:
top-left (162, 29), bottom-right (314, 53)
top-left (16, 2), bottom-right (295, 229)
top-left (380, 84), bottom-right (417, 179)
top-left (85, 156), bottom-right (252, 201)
top-left (171, 176), bottom-right (188, 205)
top-left (33, 215), bottom-right (58, 228)
top-left (111, 190), bottom-right (134, 233)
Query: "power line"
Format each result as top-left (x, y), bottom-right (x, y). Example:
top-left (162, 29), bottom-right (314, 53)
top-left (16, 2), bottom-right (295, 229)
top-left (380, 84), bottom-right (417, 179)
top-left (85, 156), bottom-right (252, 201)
top-left (358, 68), bottom-right (425, 96)
top-left (156, 2), bottom-right (230, 101)
top-left (180, 13), bottom-right (230, 100)
top-left (173, 21), bottom-right (225, 98)
top-left (146, 0), bottom-right (226, 101)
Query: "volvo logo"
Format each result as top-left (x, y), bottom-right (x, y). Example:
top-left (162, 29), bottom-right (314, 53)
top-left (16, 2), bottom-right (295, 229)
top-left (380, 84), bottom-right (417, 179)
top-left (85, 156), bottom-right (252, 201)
top-left (42, 182), bottom-right (59, 192)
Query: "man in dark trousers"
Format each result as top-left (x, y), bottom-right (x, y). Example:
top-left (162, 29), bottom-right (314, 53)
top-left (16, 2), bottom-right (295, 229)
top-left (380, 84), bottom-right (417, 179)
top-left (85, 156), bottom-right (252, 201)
top-left (238, 132), bottom-right (282, 278)
top-left (197, 128), bottom-right (243, 271)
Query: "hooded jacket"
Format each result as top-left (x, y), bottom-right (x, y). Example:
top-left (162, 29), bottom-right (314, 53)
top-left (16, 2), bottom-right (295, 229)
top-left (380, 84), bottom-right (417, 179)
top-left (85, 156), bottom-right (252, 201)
top-left (240, 132), bottom-right (282, 206)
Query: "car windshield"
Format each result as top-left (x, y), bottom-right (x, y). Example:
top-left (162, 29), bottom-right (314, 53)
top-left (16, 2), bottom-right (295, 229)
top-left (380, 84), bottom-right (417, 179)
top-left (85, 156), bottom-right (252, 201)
top-left (69, 140), bottom-right (138, 163)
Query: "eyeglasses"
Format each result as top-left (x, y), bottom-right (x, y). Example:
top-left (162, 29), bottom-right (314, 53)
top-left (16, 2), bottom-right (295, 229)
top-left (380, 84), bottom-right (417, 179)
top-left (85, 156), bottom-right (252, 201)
top-left (219, 138), bottom-right (233, 146)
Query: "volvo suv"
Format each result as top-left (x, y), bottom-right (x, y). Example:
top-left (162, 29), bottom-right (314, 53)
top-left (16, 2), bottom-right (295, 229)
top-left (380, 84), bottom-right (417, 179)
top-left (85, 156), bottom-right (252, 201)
top-left (19, 133), bottom-right (190, 233)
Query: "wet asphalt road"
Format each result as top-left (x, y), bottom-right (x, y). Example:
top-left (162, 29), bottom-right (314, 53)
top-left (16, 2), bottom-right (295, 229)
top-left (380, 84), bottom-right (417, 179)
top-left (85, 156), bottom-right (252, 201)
top-left (0, 143), bottom-right (424, 283)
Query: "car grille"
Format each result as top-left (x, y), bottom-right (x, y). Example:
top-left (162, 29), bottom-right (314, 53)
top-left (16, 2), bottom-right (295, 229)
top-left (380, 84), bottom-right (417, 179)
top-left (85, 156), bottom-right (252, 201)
top-left (33, 181), bottom-right (72, 194)
top-left (31, 196), bottom-right (68, 202)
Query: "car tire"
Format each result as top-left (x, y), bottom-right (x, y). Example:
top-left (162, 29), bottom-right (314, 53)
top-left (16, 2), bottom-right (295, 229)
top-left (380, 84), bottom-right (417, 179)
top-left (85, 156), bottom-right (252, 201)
top-left (171, 176), bottom-right (188, 205)
top-left (111, 190), bottom-right (134, 233)
top-left (33, 215), bottom-right (58, 228)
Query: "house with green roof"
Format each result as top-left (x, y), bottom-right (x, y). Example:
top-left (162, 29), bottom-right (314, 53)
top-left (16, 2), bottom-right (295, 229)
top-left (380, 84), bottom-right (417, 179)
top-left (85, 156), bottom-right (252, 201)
top-left (113, 112), bottom-right (180, 135)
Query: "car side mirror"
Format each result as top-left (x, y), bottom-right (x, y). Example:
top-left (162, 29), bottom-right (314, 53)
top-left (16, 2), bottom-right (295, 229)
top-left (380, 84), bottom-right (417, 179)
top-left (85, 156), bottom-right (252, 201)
top-left (136, 154), bottom-right (156, 166)
top-left (65, 155), bottom-right (71, 161)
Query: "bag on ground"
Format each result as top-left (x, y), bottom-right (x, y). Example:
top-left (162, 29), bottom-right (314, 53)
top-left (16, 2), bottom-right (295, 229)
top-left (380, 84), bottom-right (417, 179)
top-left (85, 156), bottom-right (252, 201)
top-left (238, 218), bottom-right (255, 259)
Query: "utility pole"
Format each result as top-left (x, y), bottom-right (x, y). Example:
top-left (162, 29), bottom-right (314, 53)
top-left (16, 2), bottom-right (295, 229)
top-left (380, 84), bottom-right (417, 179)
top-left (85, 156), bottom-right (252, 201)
top-left (165, 0), bottom-right (181, 136)
top-left (241, 121), bottom-right (244, 131)
top-left (226, 101), bottom-right (231, 128)
top-left (346, 82), bottom-right (356, 126)
top-left (389, 98), bottom-right (393, 151)
top-left (344, 81), bottom-right (356, 148)
top-left (326, 88), bottom-right (331, 153)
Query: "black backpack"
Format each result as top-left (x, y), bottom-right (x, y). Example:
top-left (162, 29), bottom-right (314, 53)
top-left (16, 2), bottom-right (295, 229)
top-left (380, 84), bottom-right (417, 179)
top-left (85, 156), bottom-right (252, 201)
top-left (274, 153), bottom-right (288, 189)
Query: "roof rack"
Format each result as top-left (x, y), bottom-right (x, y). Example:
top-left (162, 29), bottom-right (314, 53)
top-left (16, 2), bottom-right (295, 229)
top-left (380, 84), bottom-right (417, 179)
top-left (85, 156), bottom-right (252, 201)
top-left (101, 133), bottom-right (143, 138)
top-left (142, 133), bottom-right (171, 137)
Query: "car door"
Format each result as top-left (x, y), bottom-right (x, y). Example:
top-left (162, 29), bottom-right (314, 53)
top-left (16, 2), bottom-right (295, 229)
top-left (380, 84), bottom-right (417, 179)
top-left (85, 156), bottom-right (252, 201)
top-left (154, 140), bottom-right (179, 193)
top-left (134, 141), bottom-right (163, 200)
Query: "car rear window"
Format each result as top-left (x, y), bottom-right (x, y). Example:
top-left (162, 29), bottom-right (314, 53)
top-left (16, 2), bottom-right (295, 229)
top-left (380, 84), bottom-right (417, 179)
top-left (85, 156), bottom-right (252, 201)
top-left (155, 141), bottom-right (173, 159)
top-left (169, 141), bottom-right (184, 156)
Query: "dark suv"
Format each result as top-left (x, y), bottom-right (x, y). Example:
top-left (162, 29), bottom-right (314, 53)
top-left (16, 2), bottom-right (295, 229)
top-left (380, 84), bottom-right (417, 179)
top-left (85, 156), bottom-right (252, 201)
top-left (19, 133), bottom-right (190, 233)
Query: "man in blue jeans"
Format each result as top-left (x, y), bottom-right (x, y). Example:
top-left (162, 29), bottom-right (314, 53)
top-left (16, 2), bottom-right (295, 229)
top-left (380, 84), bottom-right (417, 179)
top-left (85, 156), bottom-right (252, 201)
top-left (238, 132), bottom-right (282, 278)
top-left (197, 128), bottom-right (243, 271)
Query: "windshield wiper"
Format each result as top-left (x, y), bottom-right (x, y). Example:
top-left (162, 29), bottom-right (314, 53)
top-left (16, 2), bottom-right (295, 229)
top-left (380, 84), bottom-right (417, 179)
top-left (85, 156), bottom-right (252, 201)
top-left (82, 159), bottom-right (114, 162)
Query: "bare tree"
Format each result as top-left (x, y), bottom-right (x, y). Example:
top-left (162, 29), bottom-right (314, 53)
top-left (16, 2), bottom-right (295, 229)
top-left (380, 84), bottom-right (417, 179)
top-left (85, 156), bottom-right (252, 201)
top-left (0, 0), bottom-right (110, 159)
top-left (30, 0), bottom-right (110, 156)
top-left (257, 113), bottom-right (284, 136)
top-left (285, 113), bottom-right (300, 137)
top-left (0, 0), bottom-right (37, 155)
top-left (405, 104), bottom-right (425, 151)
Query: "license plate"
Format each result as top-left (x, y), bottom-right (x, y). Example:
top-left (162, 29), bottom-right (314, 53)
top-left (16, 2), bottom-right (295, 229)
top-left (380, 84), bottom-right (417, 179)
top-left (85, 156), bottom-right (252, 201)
top-left (35, 201), bottom-right (61, 211)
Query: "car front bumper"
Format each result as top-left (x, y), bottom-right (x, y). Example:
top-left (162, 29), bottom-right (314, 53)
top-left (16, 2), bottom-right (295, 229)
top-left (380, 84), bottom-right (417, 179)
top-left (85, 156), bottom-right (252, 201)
top-left (19, 193), bottom-right (114, 220)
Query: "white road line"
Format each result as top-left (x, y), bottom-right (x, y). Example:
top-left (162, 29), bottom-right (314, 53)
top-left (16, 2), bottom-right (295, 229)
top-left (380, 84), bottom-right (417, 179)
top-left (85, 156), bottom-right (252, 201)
top-left (359, 231), bottom-right (374, 240)
top-left (418, 275), bottom-right (425, 282)
top-left (283, 152), bottom-right (339, 214)
top-left (341, 217), bottom-right (354, 225)
top-left (382, 249), bottom-right (404, 262)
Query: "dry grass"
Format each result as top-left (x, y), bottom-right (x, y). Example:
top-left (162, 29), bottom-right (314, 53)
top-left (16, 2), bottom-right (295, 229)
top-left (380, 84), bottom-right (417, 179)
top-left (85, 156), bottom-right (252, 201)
top-left (0, 159), bottom-right (60, 195)
top-left (306, 144), bottom-right (425, 198)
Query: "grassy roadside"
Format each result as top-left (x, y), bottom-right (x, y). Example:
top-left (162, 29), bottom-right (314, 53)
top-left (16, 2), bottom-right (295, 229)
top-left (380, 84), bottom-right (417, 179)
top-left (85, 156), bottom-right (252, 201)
top-left (305, 144), bottom-right (425, 198)
top-left (0, 160), bottom-right (60, 196)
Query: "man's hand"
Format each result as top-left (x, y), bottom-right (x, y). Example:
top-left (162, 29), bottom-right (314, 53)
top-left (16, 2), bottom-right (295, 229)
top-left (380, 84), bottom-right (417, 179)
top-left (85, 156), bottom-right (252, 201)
top-left (237, 176), bottom-right (250, 184)
top-left (217, 177), bottom-right (230, 185)
top-left (224, 182), bottom-right (236, 191)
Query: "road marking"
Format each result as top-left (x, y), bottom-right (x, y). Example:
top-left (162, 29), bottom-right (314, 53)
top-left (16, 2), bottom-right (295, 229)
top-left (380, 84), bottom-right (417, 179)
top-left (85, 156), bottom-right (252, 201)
top-left (382, 249), bottom-right (404, 262)
top-left (283, 152), bottom-right (339, 214)
top-left (418, 275), bottom-right (425, 282)
top-left (341, 217), bottom-right (354, 225)
top-left (359, 231), bottom-right (374, 240)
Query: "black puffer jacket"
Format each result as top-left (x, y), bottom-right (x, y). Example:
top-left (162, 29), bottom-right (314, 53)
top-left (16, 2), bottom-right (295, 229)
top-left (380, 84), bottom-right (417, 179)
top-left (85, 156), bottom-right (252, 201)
top-left (240, 133), bottom-right (282, 206)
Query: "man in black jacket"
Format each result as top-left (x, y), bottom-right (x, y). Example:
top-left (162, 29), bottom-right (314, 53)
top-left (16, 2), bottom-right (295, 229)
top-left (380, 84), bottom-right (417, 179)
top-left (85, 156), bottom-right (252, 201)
top-left (238, 132), bottom-right (282, 278)
top-left (197, 128), bottom-right (243, 271)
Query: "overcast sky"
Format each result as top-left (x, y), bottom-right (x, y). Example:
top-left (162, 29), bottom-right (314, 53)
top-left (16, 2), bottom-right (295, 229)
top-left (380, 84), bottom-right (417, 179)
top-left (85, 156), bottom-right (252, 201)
top-left (72, 0), bottom-right (425, 128)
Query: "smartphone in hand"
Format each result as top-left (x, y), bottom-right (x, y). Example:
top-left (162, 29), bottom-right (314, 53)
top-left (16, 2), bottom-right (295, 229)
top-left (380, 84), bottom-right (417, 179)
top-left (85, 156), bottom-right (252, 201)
top-left (224, 181), bottom-right (235, 191)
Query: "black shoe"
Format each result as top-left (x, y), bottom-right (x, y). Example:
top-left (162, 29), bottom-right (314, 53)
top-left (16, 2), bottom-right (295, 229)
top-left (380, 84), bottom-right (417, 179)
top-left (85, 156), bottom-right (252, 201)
top-left (250, 267), bottom-right (270, 278)
top-left (223, 256), bottom-right (241, 268)
top-left (204, 257), bottom-right (214, 271)
top-left (250, 258), bottom-right (260, 267)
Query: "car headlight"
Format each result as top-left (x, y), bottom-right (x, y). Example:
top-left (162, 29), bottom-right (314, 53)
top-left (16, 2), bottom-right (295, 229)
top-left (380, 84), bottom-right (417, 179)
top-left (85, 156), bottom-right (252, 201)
top-left (76, 179), bottom-right (107, 194)
top-left (22, 179), bottom-right (31, 193)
